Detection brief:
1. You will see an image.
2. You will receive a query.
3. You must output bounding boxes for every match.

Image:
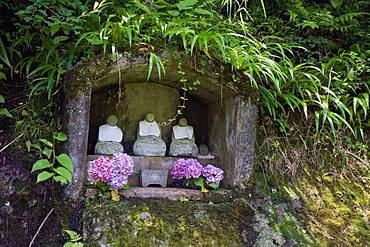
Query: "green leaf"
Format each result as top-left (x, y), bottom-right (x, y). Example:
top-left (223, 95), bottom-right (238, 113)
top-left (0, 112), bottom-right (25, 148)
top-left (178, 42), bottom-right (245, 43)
top-left (53, 132), bottom-right (68, 142)
top-left (329, 0), bottom-right (343, 9)
top-left (52, 36), bottom-right (69, 44)
top-left (39, 138), bottom-right (53, 147)
top-left (56, 153), bottom-right (73, 173)
top-left (200, 187), bottom-right (209, 193)
top-left (36, 171), bottom-right (54, 183)
top-left (111, 190), bottom-right (120, 202)
top-left (167, 10), bottom-right (179, 16)
top-left (208, 183), bottom-right (219, 190)
top-left (26, 140), bottom-right (32, 152)
top-left (194, 177), bottom-right (205, 187)
top-left (42, 148), bottom-right (52, 159)
top-left (54, 175), bottom-right (67, 184)
top-left (0, 95), bottom-right (4, 103)
top-left (64, 230), bottom-right (82, 242)
top-left (32, 159), bottom-right (52, 173)
top-left (177, 0), bottom-right (198, 10)
top-left (0, 108), bottom-right (12, 118)
top-left (180, 196), bottom-right (189, 202)
top-left (54, 167), bottom-right (72, 183)
top-left (194, 8), bottom-right (212, 15)
top-left (194, 177), bottom-right (209, 193)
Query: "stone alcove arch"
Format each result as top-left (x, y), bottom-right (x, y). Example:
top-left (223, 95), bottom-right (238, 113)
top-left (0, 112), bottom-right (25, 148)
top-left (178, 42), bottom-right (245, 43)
top-left (63, 52), bottom-right (257, 200)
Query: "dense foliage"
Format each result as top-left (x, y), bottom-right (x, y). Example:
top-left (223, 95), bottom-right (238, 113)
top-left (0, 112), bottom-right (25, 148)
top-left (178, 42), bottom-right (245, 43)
top-left (0, 0), bottom-right (368, 140)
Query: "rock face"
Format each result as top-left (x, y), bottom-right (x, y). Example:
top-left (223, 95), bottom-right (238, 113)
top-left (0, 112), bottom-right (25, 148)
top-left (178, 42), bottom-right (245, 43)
top-left (94, 141), bottom-right (124, 155)
top-left (133, 136), bottom-right (166, 157)
top-left (83, 198), bottom-right (255, 247)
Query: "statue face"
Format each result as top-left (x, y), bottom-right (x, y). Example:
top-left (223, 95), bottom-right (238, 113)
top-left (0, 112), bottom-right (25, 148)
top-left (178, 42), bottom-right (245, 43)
top-left (145, 112), bottom-right (155, 122)
top-left (178, 118), bottom-right (188, 127)
top-left (106, 115), bottom-right (118, 126)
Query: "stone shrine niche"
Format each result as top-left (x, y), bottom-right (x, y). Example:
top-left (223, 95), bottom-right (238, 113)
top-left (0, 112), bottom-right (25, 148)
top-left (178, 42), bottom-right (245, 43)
top-left (64, 54), bottom-right (257, 200)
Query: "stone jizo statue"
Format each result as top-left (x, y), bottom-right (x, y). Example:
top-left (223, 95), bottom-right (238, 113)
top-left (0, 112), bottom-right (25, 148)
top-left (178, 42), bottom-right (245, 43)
top-left (95, 115), bottom-right (124, 155)
top-left (169, 118), bottom-right (198, 157)
top-left (197, 144), bottom-right (215, 159)
top-left (133, 112), bottom-right (166, 156)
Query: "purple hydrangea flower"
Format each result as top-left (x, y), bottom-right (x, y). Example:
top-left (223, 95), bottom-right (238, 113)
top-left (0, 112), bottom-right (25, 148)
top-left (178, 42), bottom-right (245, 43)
top-left (185, 159), bottom-right (203, 179)
top-left (108, 153), bottom-right (134, 189)
top-left (89, 156), bottom-right (112, 183)
top-left (171, 158), bottom-right (187, 180)
top-left (108, 174), bottom-right (128, 190)
top-left (202, 164), bottom-right (224, 184)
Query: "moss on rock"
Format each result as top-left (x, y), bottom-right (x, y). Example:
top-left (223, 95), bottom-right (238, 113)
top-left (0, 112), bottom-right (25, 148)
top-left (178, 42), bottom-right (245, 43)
top-left (83, 198), bottom-right (255, 246)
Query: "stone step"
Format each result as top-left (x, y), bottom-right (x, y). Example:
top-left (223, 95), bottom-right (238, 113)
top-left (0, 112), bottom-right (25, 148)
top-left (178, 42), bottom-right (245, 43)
top-left (119, 187), bottom-right (204, 201)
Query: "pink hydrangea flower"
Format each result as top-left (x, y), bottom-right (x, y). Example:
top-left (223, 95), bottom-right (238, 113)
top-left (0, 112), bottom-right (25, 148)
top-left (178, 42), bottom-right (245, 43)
top-left (89, 156), bottom-right (112, 183)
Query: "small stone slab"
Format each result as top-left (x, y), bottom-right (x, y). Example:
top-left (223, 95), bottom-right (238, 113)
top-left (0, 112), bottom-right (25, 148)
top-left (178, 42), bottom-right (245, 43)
top-left (120, 187), bottom-right (204, 201)
top-left (141, 169), bottom-right (168, 187)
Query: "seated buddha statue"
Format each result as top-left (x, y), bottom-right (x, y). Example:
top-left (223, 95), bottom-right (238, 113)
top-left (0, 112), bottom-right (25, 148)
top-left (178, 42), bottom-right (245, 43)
top-left (94, 115), bottom-right (124, 155)
top-left (133, 112), bottom-right (166, 157)
top-left (169, 118), bottom-right (198, 157)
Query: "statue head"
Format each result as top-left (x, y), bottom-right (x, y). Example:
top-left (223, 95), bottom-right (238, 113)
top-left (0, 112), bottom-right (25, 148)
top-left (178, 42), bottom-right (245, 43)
top-left (199, 144), bottom-right (209, 156)
top-left (145, 112), bottom-right (155, 122)
top-left (106, 115), bottom-right (118, 126)
top-left (178, 118), bottom-right (188, 127)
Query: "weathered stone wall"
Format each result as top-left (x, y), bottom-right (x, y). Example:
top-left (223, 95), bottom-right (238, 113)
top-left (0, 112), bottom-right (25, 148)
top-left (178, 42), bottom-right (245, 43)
top-left (208, 96), bottom-right (257, 187)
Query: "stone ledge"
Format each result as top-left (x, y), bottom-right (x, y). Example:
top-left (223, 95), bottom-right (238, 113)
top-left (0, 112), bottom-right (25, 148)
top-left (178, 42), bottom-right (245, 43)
top-left (120, 187), bottom-right (204, 201)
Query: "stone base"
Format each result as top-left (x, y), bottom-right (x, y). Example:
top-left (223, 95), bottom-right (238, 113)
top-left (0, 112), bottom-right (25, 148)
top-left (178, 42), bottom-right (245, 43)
top-left (169, 139), bottom-right (199, 157)
top-left (94, 141), bottom-right (124, 155)
top-left (133, 136), bottom-right (166, 157)
top-left (82, 196), bottom-right (255, 246)
top-left (120, 187), bottom-right (204, 201)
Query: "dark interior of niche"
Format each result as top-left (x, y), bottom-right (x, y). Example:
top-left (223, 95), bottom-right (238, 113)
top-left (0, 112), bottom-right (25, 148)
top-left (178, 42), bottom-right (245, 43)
top-left (87, 86), bottom-right (209, 155)
top-left (180, 93), bottom-right (208, 146)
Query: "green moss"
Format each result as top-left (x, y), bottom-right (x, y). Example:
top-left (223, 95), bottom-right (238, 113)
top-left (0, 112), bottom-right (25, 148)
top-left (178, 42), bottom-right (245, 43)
top-left (256, 133), bottom-right (370, 246)
top-left (83, 198), bottom-right (254, 246)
